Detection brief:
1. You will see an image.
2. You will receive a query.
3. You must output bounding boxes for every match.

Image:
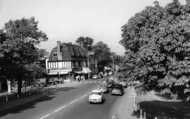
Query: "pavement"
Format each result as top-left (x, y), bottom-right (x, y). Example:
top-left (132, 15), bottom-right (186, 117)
top-left (110, 87), bottom-right (176, 119)
top-left (110, 87), bottom-right (137, 119)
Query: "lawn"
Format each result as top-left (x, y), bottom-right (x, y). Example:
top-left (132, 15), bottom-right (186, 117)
top-left (134, 87), bottom-right (190, 119)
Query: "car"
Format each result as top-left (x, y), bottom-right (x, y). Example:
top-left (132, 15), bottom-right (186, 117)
top-left (92, 74), bottom-right (99, 79)
top-left (111, 84), bottom-right (124, 96)
top-left (98, 86), bottom-right (109, 93)
top-left (119, 81), bottom-right (127, 88)
top-left (107, 80), bottom-right (114, 88)
top-left (88, 89), bottom-right (105, 103)
top-left (108, 71), bottom-right (113, 75)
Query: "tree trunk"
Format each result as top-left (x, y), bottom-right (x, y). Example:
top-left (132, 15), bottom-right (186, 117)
top-left (17, 79), bottom-right (22, 97)
top-left (45, 75), bottom-right (49, 87)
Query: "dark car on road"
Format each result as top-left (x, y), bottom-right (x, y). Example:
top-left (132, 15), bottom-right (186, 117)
top-left (111, 84), bottom-right (124, 96)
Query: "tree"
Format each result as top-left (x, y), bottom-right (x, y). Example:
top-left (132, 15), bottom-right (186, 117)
top-left (110, 52), bottom-right (124, 66)
top-left (120, 0), bottom-right (190, 100)
top-left (38, 49), bottom-right (49, 60)
top-left (75, 36), bottom-right (94, 51)
top-left (0, 17), bottom-right (47, 96)
top-left (92, 41), bottom-right (112, 71)
top-left (0, 30), bottom-right (7, 78)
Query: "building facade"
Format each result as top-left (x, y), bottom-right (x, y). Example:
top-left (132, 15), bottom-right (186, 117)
top-left (46, 41), bottom-right (91, 80)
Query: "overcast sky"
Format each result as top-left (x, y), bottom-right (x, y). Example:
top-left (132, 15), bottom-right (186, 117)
top-left (0, 0), bottom-right (186, 55)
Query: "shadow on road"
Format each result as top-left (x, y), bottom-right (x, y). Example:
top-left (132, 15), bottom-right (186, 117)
top-left (133, 100), bottom-right (190, 119)
top-left (0, 94), bottom-right (54, 117)
top-left (0, 86), bottom-right (76, 117)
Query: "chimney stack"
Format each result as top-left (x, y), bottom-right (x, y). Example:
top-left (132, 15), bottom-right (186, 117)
top-left (57, 41), bottom-right (62, 60)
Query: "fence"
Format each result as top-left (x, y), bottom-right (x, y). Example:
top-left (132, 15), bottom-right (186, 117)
top-left (0, 87), bottom-right (45, 105)
top-left (135, 104), bottom-right (188, 119)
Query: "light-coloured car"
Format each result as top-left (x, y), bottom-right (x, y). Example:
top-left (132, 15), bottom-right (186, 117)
top-left (88, 89), bottom-right (105, 103)
top-left (98, 86), bottom-right (109, 93)
top-left (108, 71), bottom-right (113, 75)
top-left (119, 81), bottom-right (127, 88)
top-left (92, 74), bottom-right (98, 79)
top-left (111, 88), bottom-right (123, 95)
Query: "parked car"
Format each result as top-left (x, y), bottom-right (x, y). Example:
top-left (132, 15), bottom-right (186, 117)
top-left (88, 89), bottom-right (105, 103)
top-left (111, 84), bottom-right (124, 96)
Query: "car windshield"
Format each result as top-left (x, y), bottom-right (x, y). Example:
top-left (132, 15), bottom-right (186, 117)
top-left (91, 92), bottom-right (102, 95)
top-left (113, 86), bottom-right (122, 89)
top-left (112, 88), bottom-right (121, 91)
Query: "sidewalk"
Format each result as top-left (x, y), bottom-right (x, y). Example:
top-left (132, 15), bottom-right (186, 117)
top-left (0, 81), bottom-right (85, 112)
top-left (110, 87), bottom-right (137, 119)
top-left (110, 86), bottom-right (174, 119)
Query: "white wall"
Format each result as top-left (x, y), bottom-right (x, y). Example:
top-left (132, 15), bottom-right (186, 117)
top-left (46, 60), bottom-right (72, 70)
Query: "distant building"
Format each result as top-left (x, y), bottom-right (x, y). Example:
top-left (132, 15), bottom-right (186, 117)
top-left (46, 41), bottom-right (91, 80)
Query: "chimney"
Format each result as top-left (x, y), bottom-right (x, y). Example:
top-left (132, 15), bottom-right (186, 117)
top-left (57, 41), bottom-right (62, 60)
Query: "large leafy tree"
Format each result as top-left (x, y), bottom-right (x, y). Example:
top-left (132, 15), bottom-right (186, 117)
top-left (75, 36), bottom-right (94, 51)
top-left (0, 17), bottom-right (47, 95)
top-left (120, 0), bottom-right (190, 100)
top-left (92, 41), bottom-right (112, 71)
top-left (0, 30), bottom-right (7, 79)
top-left (38, 49), bottom-right (49, 60)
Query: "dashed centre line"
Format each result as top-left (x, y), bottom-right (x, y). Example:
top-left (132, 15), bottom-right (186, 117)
top-left (39, 89), bottom-right (95, 119)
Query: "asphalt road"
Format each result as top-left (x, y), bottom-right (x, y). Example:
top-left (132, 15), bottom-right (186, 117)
top-left (46, 92), bottom-right (119, 119)
top-left (0, 80), bottom-right (121, 119)
top-left (0, 81), bottom-right (98, 119)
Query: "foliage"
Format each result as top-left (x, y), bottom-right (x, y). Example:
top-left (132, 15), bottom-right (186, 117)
top-left (38, 48), bottom-right (49, 60)
top-left (120, 0), bottom-right (190, 100)
top-left (110, 52), bottom-right (124, 66)
top-left (75, 36), bottom-right (94, 51)
top-left (0, 17), bottom-right (48, 95)
top-left (75, 36), bottom-right (115, 72)
top-left (92, 41), bottom-right (112, 71)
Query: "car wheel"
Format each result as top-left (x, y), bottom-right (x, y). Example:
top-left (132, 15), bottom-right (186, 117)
top-left (101, 99), bottom-right (104, 104)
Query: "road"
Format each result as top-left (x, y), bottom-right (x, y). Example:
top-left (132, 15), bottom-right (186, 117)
top-left (46, 92), bottom-right (119, 119)
top-left (0, 81), bottom-right (121, 119)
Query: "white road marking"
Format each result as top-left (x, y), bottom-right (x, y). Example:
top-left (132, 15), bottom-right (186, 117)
top-left (39, 89), bottom-right (96, 119)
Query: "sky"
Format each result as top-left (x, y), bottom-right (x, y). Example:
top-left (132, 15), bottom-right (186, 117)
top-left (0, 0), bottom-right (186, 55)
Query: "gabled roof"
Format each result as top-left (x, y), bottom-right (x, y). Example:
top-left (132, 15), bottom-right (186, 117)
top-left (49, 43), bottom-right (87, 61)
